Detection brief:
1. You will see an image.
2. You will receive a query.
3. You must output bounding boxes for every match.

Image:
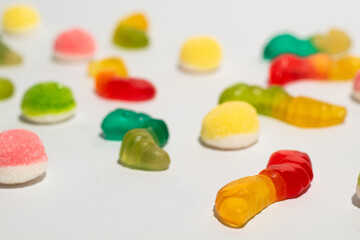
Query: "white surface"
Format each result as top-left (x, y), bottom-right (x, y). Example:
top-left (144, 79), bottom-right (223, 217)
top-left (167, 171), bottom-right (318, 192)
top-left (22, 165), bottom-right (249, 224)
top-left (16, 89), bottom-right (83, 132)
top-left (0, 0), bottom-right (360, 239)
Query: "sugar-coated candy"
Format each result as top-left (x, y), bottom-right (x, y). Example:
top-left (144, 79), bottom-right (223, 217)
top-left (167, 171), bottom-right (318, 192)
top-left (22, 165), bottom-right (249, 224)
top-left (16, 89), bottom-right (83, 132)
top-left (357, 173), bottom-right (360, 199)
top-left (215, 150), bottom-right (313, 228)
top-left (88, 57), bottom-right (127, 78)
top-left (0, 77), bottom-right (14, 100)
top-left (0, 129), bottom-right (48, 184)
top-left (179, 36), bottom-right (222, 72)
top-left (53, 28), bottom-right (96, 61)
top-left (263, 29), bottom-right (351, 60)
top-left (101, 108), bottom-right (169, 147)
top-left (113, 12), bottom-right (149, 49)
top-left (21, 82), bottom-right (76, 124)
top-left (269, 53), bottom-right (360, 85)
top-left (95, 72), bottom-right (155, 101)
top-left (0, 38), bottom-right (22, 66)
top-left (119, 129), bottom-right (170, 171)
top-left (200, 101), bottom-right (259, 150)
top-left (219, 83), bottom-right (346, 128)
top-left (1, 4), bottom-right (40, 35)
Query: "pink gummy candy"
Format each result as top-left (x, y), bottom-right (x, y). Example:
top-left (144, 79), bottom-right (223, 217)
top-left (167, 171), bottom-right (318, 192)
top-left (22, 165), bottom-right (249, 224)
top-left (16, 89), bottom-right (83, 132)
top-left (53, 28), bottom-right (96, 60)
top-left (353, 71), bottom-right (360, 92)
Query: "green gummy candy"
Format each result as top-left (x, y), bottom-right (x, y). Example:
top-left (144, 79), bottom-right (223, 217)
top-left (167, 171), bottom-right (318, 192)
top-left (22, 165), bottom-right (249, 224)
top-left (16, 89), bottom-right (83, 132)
top-left (21, 82), bottom-right (76, 116)
top-left (119, 128), bottom-right (170, 171)
top-left (0, 39), bottom-right (22, 66)
top-left (0, 78), bottom-right (14, 100)
top-left (101, 109), bottom-right (169, 147)
top-left (263, 34), bottom-right (318, 60)
top-left (113, 25), bottom-right (149, 49)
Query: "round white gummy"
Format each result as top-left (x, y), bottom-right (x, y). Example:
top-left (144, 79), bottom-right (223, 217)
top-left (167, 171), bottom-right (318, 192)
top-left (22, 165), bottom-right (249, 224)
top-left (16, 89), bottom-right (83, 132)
top-left (0, 160), bottom-right (48, 184)
top-left (53, 50), bottom-right (95, 61)
top-left (357, 183), bottom-right (360, 199)
top-left (23, 109), bottom-right (75, 124)
top-left (352, 91), bottom-right (360, 102)
top-left (201, 132), bottom-right (259, 150)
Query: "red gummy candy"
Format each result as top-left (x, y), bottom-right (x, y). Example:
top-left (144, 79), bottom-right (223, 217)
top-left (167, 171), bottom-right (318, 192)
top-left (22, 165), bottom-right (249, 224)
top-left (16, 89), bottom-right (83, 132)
top-left (268, 54), bottom-right (317, 85)
top-left (95, 72), bottom-right (156, 101)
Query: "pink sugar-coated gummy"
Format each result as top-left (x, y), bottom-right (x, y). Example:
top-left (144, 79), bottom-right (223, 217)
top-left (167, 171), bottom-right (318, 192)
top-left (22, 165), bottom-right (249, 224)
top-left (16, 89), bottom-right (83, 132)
top-left (354, 71), bottom-right (360, 92)
top-left (0, 129), bottom-right (47, 167)
top-left (54, 28), bottom-right (96, 55)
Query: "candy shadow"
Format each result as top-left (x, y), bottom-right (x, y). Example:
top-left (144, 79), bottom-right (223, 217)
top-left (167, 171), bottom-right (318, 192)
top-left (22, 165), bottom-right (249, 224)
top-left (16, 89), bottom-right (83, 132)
top-left (198, 137), bottom-right (258, 151)
top-left (0, 173), bottom-right (46, 189)
top-left (351, 193), bottom-right (360, 208)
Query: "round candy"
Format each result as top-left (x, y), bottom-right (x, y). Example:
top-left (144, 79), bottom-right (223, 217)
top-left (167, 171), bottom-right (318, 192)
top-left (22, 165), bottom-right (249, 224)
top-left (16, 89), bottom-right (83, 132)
top-left (180, 36), bottom-right (222, 72)
top-left (21, 82), bottom-right (76, 124)
top-left (2, 4), bottom-right (40, 34)
top-left (0, 129), bottom-right (48, 184)
top-left (53, 28), bottom-right (96, 61)
top-left (88, 57), bottom-right (127, 78)
top-left (200, 101), bottom-right (259, 149)
top-left (119, 12), bottom-right (148, 32)
top-left (0, 78), bottom-right (14, 100)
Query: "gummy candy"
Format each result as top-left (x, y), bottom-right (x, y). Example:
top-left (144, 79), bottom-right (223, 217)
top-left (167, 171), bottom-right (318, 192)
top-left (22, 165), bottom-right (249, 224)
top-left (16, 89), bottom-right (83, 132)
top-left (53, 28), bottom-right (96, 61)
top-left (119, 128), bottom-right (170, 171)
top-left (88, 57), bottom-right (128, 78)
top-left (179, 36), bottom-right (222, 72)
top-left (263, 29), bottom-right (351, 60)
top-left (2, 4), bottom-right (40, 34)
top-left (219, 83), bottom-right (346, 128)
top-left (0, 77), bottom-right (14, 100)
top-left (21, 82), bottom-right (76, 124)
top-left (215, 150), bottom-right (313, 228)
top-left (113, 13), bottom-right (149, 49)
top-left (200, 101), bottom-right (259, 149)
top-left (101, 108), bottom-right (169, 147)
top-left (352, 71), bottom-right (360, 102)
top-left (0, 129), bottom-right (48, 184)
top-left (357, 173), bottom-right (360, 199)
top-left (0, 38), bottom-right (22, 66)
top-left (95, 72), bottom-right (155, 101)
top-left (269, 53), bottom-right (360, 85)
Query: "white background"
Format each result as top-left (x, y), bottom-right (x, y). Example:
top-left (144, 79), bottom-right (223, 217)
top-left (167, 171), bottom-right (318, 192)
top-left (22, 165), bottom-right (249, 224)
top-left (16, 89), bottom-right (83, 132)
top-left (0, 0), bottom-right (359, 239)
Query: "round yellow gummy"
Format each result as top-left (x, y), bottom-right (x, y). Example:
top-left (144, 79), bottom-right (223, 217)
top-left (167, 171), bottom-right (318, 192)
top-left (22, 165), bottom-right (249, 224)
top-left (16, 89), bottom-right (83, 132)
top-left (2, 5), bottom-right (40, 34)
top-left (119, 12), bottom-right (148, 32)
top-left (201, 101), bottom-right (259, 139)
top-left (180, 36), bottom-right (222, 72)
top-left (88, 57), bottom-right (128, 78)
top-left (312, 29), bottom-right (351, 55)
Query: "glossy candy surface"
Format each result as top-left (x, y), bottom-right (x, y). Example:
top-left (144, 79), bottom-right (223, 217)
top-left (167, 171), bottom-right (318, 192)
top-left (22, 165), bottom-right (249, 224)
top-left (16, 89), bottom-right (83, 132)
top-left (0, 78), bottom-right (14, 100)
top-left (0, 39), bottom-right (22, 66)
top-left (88, 57), bottom-right (127, 78)
top-left (95, 72), bottom-right (155, 101)
top-left (269, 54), bottom-right (360, 85)
top-left (263, 29), bottom-right (351, 60)
top-left (2, 4), bottom-right (40, 34)
top-left (119, 129), bottom-right (170, 171)
top-left (101, 108), bottom-right (169, 147)
top-left (219, 83), bottom-right (346, 128)
top-left (215, 150), bottom-right (313, 228)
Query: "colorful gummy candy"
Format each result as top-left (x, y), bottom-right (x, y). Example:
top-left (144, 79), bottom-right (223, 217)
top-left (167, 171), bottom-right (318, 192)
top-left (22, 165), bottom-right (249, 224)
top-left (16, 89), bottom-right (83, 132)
top-left (113, 12), bottom-right (149, 49)
top-left (0, 38), bottom-right (22, 66)
top-left (88, 57), bottom-right (128, 78)
top-left (263, 29), bottom-right (351, 60)
top-left (21, 82), bottom-right (76, 124)
top-left (179, 36), bottom-right (222, 72)
top-left (101, 109), bottom-right (169, 147)
top-left (1, 4), bottom-right (40, 35)
top-left (352, 71), bottom-right (360, 102)
top-left (219, 83), bottom-right (346, 128)
top-left (0, 77), bottom-right (14, 100)
top-left (357, 173), bottom-right (360, 199)
top-left (95, 71), bottom-right (156, 101)
top-left (200, 101), bottom-right (259, 150)
top-left (215, 150), bottom-right (313, 228)
top-left (53, 28), bottom-right (96, 61)
top-left (119, 128), bottom-right (170, 171)
top-left (269, 53), bottom-right (360, 85)
top-left (0, 129), bottom-right (48, 184)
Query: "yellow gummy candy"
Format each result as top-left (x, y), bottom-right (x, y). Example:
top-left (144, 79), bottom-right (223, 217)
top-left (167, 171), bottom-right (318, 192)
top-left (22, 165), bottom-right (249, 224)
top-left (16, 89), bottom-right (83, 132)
top-left (2, 5), bottom-right (40, 34)
top-left (311, 28), bottom-right (351, 55)
top-left (180, 36), bottom-right (222, 72)
top-left (119, 12), bottom-right (148, 32)
top-left (215, 175), bottom-right (276, 227)
top-left (329, 56), bottom-right (360, 80)
top-left (201, 101), bottom-right (259, 139)
top-left (88, 57), bottom-right (128, 78)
